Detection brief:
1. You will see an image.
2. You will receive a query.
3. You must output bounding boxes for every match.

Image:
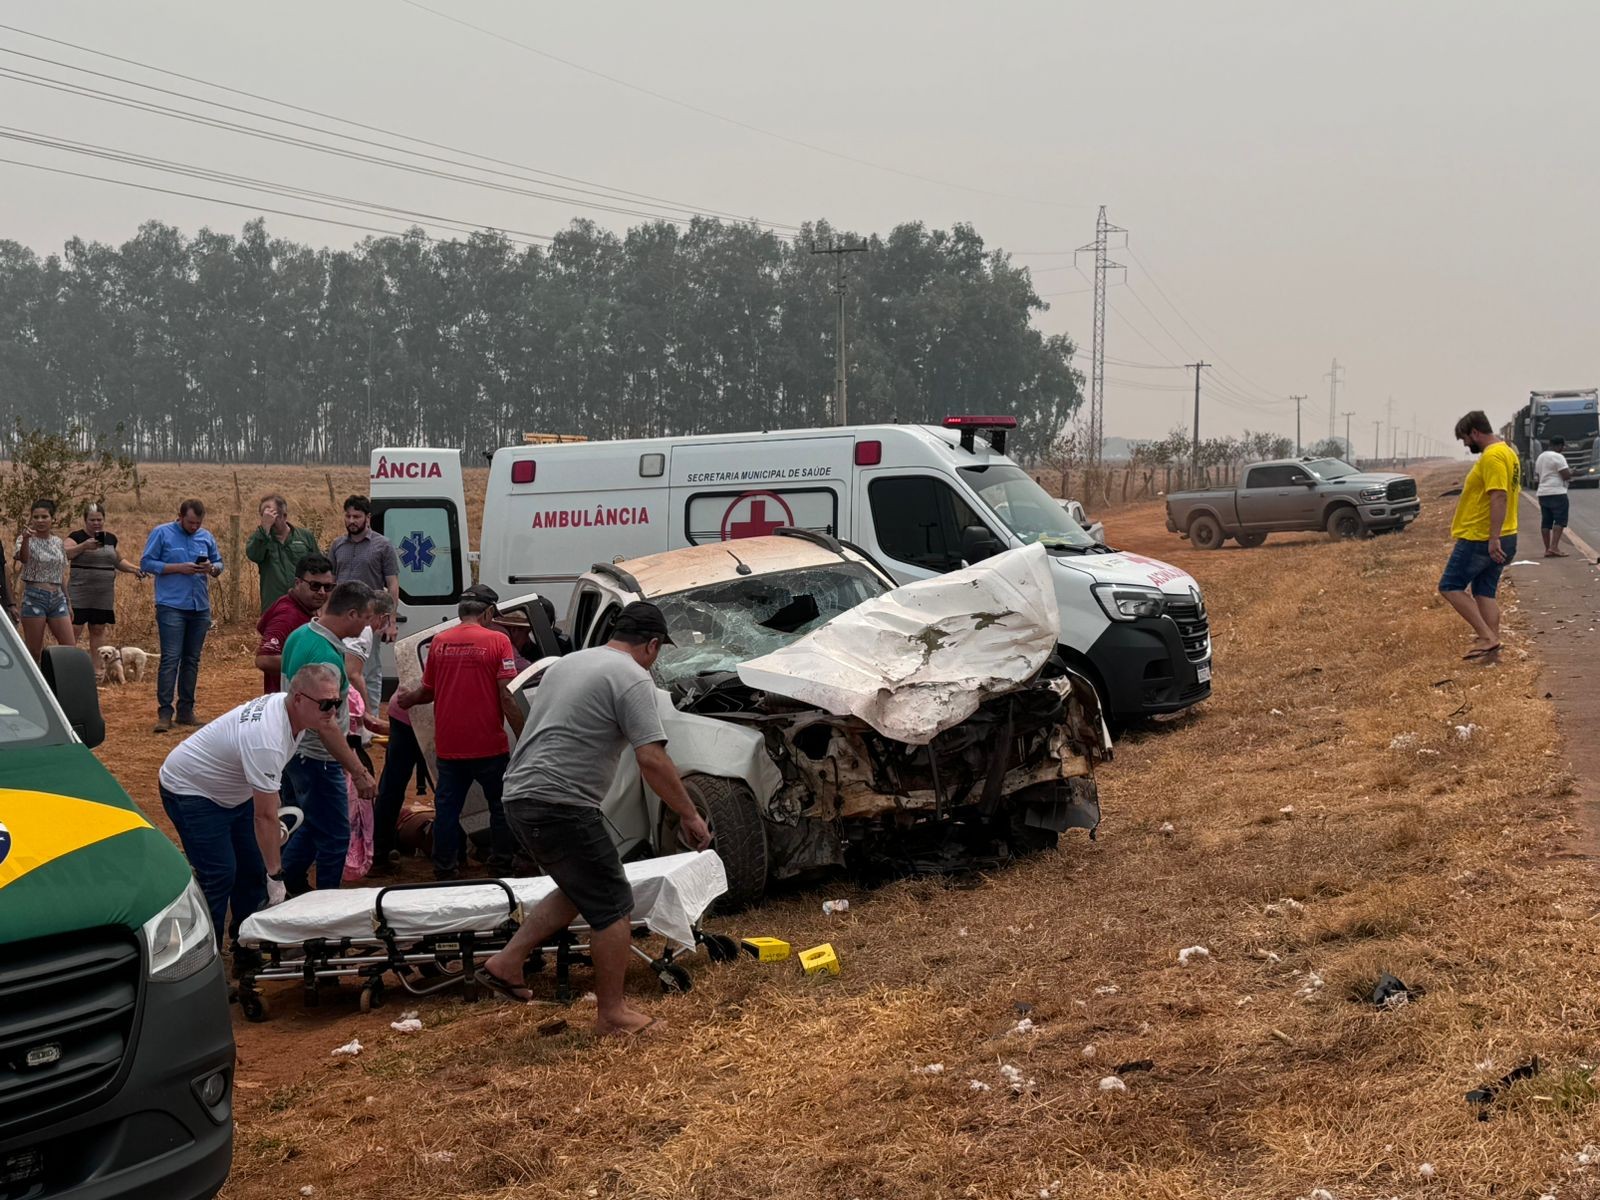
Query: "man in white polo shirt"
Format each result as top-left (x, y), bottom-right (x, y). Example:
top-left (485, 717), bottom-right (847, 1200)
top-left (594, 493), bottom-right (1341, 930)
top-left (158, 662), bottom-right (344, 944)
top-left (1534, 435), bottom-right (1573, 558)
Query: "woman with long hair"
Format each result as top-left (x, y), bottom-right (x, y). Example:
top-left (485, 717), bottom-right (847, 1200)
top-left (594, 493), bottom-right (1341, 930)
top-left (12, 498), bottom-right (74, 662)
top-left (66, 502), bottom-right (147, 661)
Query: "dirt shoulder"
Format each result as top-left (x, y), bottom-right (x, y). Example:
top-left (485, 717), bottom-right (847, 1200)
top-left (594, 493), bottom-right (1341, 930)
top-left (93, 473), bottom-right (1600, 1200)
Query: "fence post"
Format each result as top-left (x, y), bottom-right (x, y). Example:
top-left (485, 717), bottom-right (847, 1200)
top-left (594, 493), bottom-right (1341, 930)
top-left (325, 472), bottom-right (337, 508)
top-left (233, 471), bottom-right (242, 511)
top-left (225, 514), bottom-right (241, 625)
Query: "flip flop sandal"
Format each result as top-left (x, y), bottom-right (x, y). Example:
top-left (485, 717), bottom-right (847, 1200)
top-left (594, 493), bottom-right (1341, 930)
top-left (474, 968), bottom-right (533, 1004)
top-left (602, 1017), bottom-right (664, 1039)
top-left (1462, 645), bottom-right (1501, 661)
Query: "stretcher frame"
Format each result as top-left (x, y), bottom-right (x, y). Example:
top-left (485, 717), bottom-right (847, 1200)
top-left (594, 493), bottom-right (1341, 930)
top-left (232, 876), bottom-right (739, 1022)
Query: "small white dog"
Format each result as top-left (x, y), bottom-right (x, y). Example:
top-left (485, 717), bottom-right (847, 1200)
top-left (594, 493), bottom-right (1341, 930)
top-left (96, 645), bottom-right (149, 685)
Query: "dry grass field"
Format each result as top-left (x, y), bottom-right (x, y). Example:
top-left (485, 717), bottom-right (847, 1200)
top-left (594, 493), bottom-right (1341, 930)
top-left (19, 462), bottom-right (1600, 1199)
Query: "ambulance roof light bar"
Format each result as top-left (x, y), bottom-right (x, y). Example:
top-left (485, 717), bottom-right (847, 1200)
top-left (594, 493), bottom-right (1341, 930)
top-left (943, 415), bottom-right (1017, 455)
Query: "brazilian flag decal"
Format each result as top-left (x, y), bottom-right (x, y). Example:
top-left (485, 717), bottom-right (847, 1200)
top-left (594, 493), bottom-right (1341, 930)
top-left (0, 746), bottom-right (191, 944)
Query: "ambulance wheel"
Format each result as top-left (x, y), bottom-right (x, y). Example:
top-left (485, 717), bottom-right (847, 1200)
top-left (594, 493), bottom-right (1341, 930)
top-left (239, 991), bottom-right (270, 1023)
top-left (1188, 514), bottom-right (1224, 550)
top-left (657, 963), bottom-right (693, 993)
top-left (1234, 532), bottom-right (1267, 548)
top-left (662, 775), bottom-right (768, 910)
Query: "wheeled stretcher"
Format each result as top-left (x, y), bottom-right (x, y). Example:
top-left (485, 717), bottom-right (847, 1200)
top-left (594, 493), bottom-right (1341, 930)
top-left (232, 851), bottom-right (735, 1021)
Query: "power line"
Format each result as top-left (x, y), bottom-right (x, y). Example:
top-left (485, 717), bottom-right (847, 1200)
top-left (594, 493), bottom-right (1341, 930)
top-left (0, 28), bottom-right (800, 231)
top-left (396, 0), bottom-right (1081, 211)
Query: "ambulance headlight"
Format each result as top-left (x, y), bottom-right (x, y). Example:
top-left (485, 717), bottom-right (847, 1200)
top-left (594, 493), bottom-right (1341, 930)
top-left (1092, 583), bottom-right (1166, 621)
top-left (143, 879), bottom-right (218, 981)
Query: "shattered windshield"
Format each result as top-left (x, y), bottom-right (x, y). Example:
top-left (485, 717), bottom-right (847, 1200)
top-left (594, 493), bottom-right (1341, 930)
top-left (652, 562), bottom-right (888, 687)
top-left (958, 463), bottom-right (1098, 550)
top-left (1305, 458), bottom-right (1359, 480)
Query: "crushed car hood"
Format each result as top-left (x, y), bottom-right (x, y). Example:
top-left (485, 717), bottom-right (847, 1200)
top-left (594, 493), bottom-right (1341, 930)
top-left (735, 543), bottom-right (1058, 745)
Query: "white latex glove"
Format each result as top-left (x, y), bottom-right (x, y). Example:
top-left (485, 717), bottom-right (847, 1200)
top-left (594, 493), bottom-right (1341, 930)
top-left (266, 877), bottom-right (288, 906)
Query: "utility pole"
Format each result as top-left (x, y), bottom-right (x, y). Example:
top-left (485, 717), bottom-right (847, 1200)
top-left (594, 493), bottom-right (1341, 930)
top-left (1188, 362), bottom-right (1210, 482)
top-left (1342, 411), bottom-right (1355, 458)
top-left (1290, 394), bottom-right (1307, 455)
top-left (1386, 396), bottom-right (1396, 461)
top-left (1373, 420), bottom-right (1381, 463)
top-left (1075, 205), bottom-right (1126, 465)
top-left (1324, 357), bottom-right (1344, 442)
top-left (811, 239), bottom-right (870, 424)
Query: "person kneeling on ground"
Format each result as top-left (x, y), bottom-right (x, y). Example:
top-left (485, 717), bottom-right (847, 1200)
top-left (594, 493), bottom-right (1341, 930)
top-left (1439, 409), bottom-right (1520, 662)
top-left (158, 663), bottom-right (345, 945)
top-left (276, 582), bottom-right (378, 893)
top-left (480, 601), bottom-right (711, 1036)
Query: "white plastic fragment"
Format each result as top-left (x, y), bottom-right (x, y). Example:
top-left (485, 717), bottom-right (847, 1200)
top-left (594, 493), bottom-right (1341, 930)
top-left (1098, 1076), bottom-right (1128, 1093)
top-left (1279, 805), bottom-right (1295, 817)
top-left (1093, 984), bottom-right (1120, 996)
top-left (1270, 708), bottom-right (1285, 716)
top-left (1418, 1163), bottom-right (1435, 1180)
top-left (1265, 899), bottom-right (1305, 917)
top-left (968, 1079), bottom-right (991, 1092)
top-left (389, 1017), bottom-right (423, 1033)
top-left (331, 1038), bottom-right (362, 1057)
top-left (1010, 1018), bottom-right (1037, 1036)
top-left (419, 1151), bottom-right (456, 1164)
top-left (1159, 821), bottom-right (1176, 835)
top-left (1178, 945), bottom-right (1211, 966)
top-left (958, 927), bottom-right (969, 937)
top-left (1081, 1044), bottom-right (1098, 1060)
top-left (914, 1063), bottom-right (945, 1075)
top-left (821, 899), bottom-right (850, 915)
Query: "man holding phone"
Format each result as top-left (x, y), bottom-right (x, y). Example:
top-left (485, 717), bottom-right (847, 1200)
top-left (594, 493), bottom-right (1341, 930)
top-left (141, 498), bottom-right (224, 733)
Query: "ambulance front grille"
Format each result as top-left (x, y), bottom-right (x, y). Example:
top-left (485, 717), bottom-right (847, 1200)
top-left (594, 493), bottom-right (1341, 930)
top-left (0, 928), bottom-right (140, 1136)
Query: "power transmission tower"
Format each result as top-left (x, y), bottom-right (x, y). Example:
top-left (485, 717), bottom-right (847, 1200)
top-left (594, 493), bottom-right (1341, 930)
top-left (1342, 411), bottom-right (1355, 457)
top-left (1290, 395), bottom-right (1307, 455)
top-left (1188, 362), bottom-right (1210, 481)
top-left (1386, 395), bottom-right (1396, 460)
top-left (811, 239), bottom-right (870, 424)
top-left (1324, 358), bottom-right (1344, 441)
top-left (1075, 205), bottom-right (1126, 465)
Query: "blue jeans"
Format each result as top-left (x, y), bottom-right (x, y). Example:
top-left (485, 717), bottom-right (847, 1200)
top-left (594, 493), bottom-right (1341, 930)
top-left (432, 754), bottom-right (513, 877)
top-left (155, 604), bottom-right (211, 720)
top-left (280, 755), bottom-right (350, 890)
top-left (1438, 534), bottom-right (1517, 598)
top-left (160, 784), bottom-right (267, 946)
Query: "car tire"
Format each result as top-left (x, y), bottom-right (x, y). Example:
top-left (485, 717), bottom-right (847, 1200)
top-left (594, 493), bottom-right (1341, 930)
top-left (1188, 514), bottom-right (1225, 550)
top-left (1325, 507), bottom-right (1363, 540)
top-left (661, 774), bottom-right (768, 909)
top-left (1234, 532), bottom-right (1267, 548)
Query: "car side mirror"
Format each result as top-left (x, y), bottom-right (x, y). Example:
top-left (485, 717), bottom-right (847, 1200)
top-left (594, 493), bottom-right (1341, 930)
top-left (41, 645), bottom-right (105, 748)
top-left (960, 525), bottom-right (1005, 564)
top-left (1293, 476), bottom-right (1316, 487)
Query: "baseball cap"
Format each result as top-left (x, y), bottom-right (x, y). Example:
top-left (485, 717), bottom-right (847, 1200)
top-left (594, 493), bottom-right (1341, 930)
top-left (613, 600), bottom-right (675, 645)
top-left (462, 582), bottom-right (500, 605)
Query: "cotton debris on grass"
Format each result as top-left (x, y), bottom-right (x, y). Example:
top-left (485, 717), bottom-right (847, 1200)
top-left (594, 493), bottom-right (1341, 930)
top-left (1388, 732), bottom-right (1418, 750)
top-left (1159, 821), bottom-right (1176, 835)
top-left (1456, 723), bottom-right (1479, 741)
top-left (1081, 1044), bottom-right (1098, 1060)
top-left (1093, 984), bottom-right (1120, 996)
top-left (968, 1079), bottom-right (991, 1092)
top-left (1296, 971), bottom-right (1326, 1000)
top-left (1178, 945), bottom-right (1211, 966)
top-left (331, 1038), bottom-right (362, 1057)
top-left (1010, 1018), bottom-right (1037, 1036)
top-left (389, 1011), bottom-right (422, 1033)
top-left (1265, 898), bottom-right (1305, 917)
top-left (914, 1063), bottom-right (945, 1075)
top-left (1098, 1076), bottom-right (1128, 1093)
top-left (999, 1063), bottom-right (1037, 1094)
top-left (1417, 1163), bottom-right (1435, 1180)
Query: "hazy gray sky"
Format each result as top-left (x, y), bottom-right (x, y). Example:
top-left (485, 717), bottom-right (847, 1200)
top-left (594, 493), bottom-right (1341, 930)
top-left (4, 0), bottom-right (1596, 452)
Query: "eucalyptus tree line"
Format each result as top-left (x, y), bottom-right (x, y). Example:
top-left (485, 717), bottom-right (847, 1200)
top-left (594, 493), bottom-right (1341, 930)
top-left (0, 215), bottom-right (1082, 463)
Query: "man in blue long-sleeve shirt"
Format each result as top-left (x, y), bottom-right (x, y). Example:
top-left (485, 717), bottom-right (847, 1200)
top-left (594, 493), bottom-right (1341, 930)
top-left (142, 498), bottom-right (223, 733)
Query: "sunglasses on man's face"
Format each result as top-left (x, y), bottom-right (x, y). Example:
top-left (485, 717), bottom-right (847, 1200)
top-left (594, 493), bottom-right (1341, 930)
top-left (295, 692), bottom-right (340, 713)
top-left (303, 579), bottom-right (335, 592)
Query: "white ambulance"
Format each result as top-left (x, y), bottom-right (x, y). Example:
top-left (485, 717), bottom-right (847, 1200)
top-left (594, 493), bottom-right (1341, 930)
top-left (367, 417), bottom-right (1211, 725)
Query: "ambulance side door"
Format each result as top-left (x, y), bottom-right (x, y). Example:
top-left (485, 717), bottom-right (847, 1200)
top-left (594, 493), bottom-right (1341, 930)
top-left (851, 469), bottom-right (999, 584)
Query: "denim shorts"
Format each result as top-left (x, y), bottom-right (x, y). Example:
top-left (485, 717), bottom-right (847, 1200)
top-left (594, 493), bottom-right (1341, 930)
top-left (504, 800), bottom-right (634, 932)
top-left (21, 585), bottom-right (69, 619)
top-left (1438, 535), bottom-right (1517, 598)
top-left (1539, 494), bottom-right (1570, 530)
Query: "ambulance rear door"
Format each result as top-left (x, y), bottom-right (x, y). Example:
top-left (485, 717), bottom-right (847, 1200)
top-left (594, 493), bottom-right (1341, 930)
top-left (368, 447), bottom-right (471, 685)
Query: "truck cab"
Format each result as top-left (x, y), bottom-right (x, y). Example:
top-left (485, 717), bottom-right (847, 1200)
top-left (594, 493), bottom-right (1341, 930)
top-left (0, 616), bottom-right (233, 1200)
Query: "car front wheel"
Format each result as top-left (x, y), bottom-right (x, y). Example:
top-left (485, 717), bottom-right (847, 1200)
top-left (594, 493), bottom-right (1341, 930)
top-left (1325, 507), bottom-right (1363, 540)
top-left (660, 774), bottom-right (769, 909)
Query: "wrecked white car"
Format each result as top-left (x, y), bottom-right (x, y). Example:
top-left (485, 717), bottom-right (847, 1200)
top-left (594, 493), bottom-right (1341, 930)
top-left (396, 530), bottom-right (1109, 907)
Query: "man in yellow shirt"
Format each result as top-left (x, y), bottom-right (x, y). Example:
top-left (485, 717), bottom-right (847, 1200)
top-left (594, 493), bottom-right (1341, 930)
top-left (1439, 410), bottom-right (1520, 661)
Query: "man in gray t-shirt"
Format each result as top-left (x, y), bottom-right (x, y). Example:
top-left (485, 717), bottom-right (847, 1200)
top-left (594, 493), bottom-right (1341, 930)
top-left (484, 602), bottom-right (711, 1036)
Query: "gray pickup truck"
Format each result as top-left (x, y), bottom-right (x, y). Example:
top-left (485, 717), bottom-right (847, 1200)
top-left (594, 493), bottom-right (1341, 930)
top-left (1165, 456), bottom-right (1420, 549)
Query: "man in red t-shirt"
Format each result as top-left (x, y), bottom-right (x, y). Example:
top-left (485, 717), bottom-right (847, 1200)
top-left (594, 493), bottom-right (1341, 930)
top-left (254, 554), bottom-right (335, 693)
top-left (393, 592), bottom-right (526, 878)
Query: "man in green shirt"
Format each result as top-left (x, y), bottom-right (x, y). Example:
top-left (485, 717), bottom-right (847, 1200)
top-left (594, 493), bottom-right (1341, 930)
top-left (245, 493), bottom-right (320, 609)
top-left (276, 580), bottom-right (377, 892)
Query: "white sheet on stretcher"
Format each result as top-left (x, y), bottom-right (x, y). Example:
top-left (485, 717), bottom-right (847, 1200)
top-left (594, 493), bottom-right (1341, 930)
top-left (237, 851), bottom-right (727, 950)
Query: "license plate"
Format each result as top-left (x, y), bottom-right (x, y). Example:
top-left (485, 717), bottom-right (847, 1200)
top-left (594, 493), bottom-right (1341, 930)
top-left (1196, 662), bottom-right (1212, 683)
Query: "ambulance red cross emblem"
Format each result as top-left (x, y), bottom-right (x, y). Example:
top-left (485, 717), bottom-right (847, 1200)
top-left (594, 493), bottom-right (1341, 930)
top-left (720, 490), bottom-right (794, 540)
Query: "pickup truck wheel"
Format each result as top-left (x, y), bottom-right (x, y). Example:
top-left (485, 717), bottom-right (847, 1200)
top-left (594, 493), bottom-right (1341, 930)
top-left (662, 774), bottom-right (768, 909)
top-left (1234, 532), bottom-right (1267, 548)
top-left (1325, 507), bottom-right (1363, 541)
top-left (1187, 514), bottom-right (1225, 550)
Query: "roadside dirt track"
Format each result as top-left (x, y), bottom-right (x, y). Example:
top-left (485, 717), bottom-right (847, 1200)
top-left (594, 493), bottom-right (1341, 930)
top-left (85, 465), bottom-right (1600, 1200)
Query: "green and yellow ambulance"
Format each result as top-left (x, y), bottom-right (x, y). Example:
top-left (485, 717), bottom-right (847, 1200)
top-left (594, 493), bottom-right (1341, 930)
top-left (1, 613), bottom-right (233, 1199)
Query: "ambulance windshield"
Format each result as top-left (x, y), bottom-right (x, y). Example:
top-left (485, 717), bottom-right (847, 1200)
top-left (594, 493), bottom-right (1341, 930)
top-left (652, 562), bottom-right (888, 686)
top-left (958, 464), bottom-right (1099, 551)
top-left (0, 619), bottom-right (66, 746)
